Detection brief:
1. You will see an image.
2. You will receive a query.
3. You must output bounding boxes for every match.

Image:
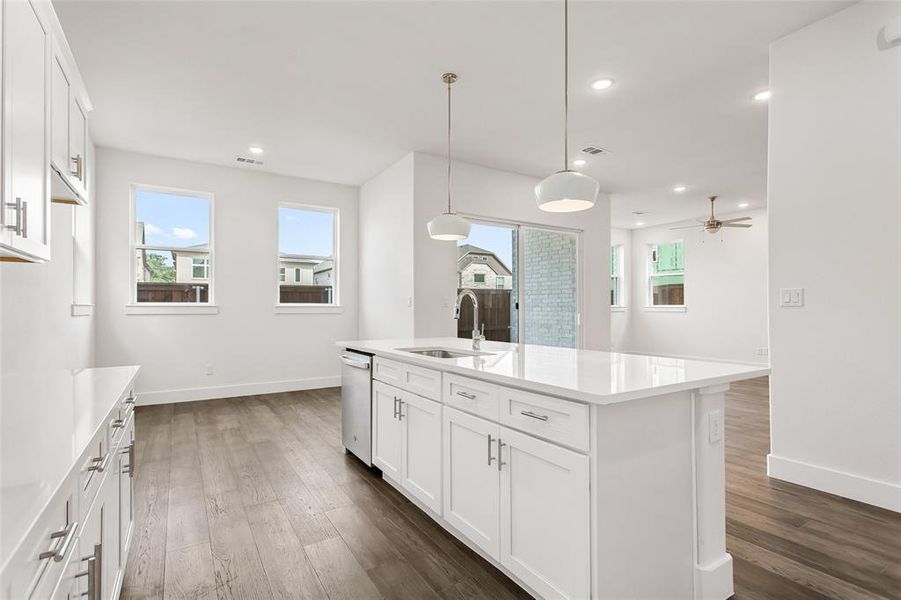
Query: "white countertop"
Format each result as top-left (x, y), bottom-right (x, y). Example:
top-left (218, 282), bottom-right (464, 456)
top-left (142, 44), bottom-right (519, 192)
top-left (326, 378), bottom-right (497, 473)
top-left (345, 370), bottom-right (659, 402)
top-left (338, 338), bottom-right (769, 405)
top-left (0, 365), bottom-right (140, 563)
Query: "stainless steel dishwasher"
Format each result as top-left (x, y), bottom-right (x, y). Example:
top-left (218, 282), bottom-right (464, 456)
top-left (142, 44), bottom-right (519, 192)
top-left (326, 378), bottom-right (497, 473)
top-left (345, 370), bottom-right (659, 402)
top-left (339, 349), bottom-right (373, 466)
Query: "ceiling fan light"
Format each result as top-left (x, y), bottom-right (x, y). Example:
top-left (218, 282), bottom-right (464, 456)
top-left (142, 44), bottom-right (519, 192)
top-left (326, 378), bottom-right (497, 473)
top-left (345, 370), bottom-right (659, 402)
top-left (535, 170), bottom-right (599, 212)
top-left (427, 212), bottom-right (471, 241)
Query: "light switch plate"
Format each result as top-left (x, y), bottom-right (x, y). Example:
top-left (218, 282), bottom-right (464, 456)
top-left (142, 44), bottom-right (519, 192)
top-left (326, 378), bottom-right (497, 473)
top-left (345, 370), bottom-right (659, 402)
top-left (709, 410), bottom-right (723, 444)
top-left (779, 287), bottom-right (804, 307)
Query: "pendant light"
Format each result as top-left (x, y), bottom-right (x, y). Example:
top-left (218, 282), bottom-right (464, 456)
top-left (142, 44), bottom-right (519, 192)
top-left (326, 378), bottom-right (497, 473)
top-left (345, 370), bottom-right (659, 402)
top-left (535, 0), bottom-right (599, 212)
top-left (428, 73), bottom-right (471, 241)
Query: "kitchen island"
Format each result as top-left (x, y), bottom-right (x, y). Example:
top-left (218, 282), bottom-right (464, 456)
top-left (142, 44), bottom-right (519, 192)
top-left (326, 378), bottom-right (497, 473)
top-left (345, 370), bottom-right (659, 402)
top-left (338, 337), bottom-right (768, 600)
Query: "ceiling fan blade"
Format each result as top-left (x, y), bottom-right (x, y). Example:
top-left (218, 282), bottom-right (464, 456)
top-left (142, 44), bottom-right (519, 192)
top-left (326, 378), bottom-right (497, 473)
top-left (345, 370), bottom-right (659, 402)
top-left (721, 216), bottom-right (752, 223)
top-left (722, 223), bottom-right (752, 228)
top-left (669, 225), bottom-right (702, 230)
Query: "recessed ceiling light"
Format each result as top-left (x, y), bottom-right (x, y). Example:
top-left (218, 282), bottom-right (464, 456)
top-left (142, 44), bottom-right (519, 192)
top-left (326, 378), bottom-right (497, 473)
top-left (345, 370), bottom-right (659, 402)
top-left (590, 78), bottom-right (614, 91)
top-left (753, 90), bottom-right (771, 102)
top-left (572, 158), bottom-right (587, 168)
top-left (673, 185), bottom-right (687, 193)
top-left (738, 202), bottom-right (750, 208)
top-left (636, 221), bottom-right (645, 227)
top-left (248, 146), bottom-right (264, 155)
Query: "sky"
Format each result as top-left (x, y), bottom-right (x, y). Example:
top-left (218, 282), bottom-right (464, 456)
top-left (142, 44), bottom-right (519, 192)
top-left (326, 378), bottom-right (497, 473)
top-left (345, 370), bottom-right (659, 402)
top-left (460, 222), bottom-right (514, 271)
top-left (136, 189), bottom-right (210, 247)
top-left (279, 207), bottom-right (334, 256)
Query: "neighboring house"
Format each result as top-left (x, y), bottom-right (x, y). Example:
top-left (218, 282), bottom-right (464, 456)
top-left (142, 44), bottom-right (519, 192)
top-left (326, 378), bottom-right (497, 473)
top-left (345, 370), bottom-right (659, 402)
top-left (135, 221), bottom-right (151, 283)
top-left (457, 244), bottom-right (513, 289)
top-left (172, 244), bottom-right (210, 283)
top-left (279, 254), bottom-right (332, 286)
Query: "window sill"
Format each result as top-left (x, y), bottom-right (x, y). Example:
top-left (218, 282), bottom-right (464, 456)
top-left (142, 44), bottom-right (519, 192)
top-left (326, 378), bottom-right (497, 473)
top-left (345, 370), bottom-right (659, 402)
top-left (274, 304), bottom-right (344, 314)
top-left (644, 305), bottom-right (687, 313)
top-left (71, 303), bottom-right (95, 317)
top-left (125, 304), bottom-right (219, 315)
top-left (611, 306), bottom-right (627, 313)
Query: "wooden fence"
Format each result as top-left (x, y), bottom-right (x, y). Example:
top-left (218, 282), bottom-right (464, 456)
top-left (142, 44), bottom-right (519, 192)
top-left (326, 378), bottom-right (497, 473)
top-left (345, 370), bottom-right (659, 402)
top-left (137, 282), bottom-right (208, 303)
top-left (279, 285), bottom-right (333, 304)
top-left (456, 288), bottom-right (512, 342)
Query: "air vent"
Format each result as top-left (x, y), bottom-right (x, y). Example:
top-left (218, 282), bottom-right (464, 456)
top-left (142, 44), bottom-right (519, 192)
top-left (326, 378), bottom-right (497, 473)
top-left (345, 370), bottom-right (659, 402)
top-left (236, 156), bottom-right (264, 165)
top-left (632, 211), bottom-right (646, 216)
top-left (581, 146), bottom-right (609, 155)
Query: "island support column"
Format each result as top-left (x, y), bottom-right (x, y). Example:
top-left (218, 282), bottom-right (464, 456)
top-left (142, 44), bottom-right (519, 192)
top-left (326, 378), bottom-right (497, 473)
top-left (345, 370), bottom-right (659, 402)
top-left (693, 383), bottom-right (733, 600)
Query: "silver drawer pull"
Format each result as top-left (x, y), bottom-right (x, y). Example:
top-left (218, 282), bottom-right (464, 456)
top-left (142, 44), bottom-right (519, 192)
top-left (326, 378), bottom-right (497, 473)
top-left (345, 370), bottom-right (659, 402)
top-left (497, 438), bottom-right (506, 472)
top-left (456, 391), bottom-right (477, 400)
top-left (123, 396), bottom-right (136, 405)
top-left (39, 521), bottom-right (78, 561)
top-left (87, 453), bottom-right (111, 473)
top-left (520, 410), bottom-right (550, 422)
top-left (487, 434), bottom-right (495, 465)
top-left (393, 396), bottom-right (400, 419)
top-left (111, 419), bottom-right (125, 429)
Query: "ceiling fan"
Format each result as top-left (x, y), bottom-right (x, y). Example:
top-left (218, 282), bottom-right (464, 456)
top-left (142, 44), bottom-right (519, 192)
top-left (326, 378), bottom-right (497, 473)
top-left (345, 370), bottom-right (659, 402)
top-left (670, 196), bottom-right (752, 234)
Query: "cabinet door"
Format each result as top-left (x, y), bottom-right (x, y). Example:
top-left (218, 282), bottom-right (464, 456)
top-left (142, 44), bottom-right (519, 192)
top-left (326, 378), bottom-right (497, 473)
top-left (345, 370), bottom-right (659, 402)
top-left (118, 420), bottom-right (135, 571)
top-left (499, 426), bottom-right (590, 600)
top-left (68, 94), bottom-right (87, 193)
top-left (78, 491), bottom-right (104, 600)
top-left (372, 381), bottom-right (402, 480)
top-left (3, 0), bottom-right (50, 260)
top-left (51, 56), bottom-right (70, 173)
top-left (443, 407), bottom-right (500, 559)
top-left (399, 391), bottom-right (442, 514)
top-left (100, 468), bottom-right (119, 600)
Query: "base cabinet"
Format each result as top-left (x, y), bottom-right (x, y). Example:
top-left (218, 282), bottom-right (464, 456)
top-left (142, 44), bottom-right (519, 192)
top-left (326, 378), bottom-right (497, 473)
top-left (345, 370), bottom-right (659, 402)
top-left (372, 381), bottom-right (403, 480)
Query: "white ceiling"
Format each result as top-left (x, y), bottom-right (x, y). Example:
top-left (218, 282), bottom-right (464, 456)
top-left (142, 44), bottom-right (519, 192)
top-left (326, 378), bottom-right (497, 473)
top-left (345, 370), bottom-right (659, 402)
top-left (55, 0), bottom-right (850, 229)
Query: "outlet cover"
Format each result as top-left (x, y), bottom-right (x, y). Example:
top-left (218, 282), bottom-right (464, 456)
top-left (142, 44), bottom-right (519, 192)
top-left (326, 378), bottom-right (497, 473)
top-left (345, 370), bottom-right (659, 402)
top-left (779, 287), bottom-right (804, 307)
top-left (708, 410), bottom-right (723, 444)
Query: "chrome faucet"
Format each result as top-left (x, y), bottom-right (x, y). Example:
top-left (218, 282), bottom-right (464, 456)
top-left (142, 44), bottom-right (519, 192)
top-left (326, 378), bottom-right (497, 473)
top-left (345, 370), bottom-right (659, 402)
top-left (454, 288), bottom-right (485, 351)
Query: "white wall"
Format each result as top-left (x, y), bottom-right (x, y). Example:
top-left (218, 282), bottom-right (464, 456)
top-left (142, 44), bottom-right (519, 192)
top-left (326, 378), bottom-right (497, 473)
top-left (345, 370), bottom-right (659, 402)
top-left (1, 143), bottom-right (98, 380)
top-left (610, 227), bottom-right (631, 351)
top-left (767, 1), bottom-right (901, 511)
top-left (615, 209), bottom-right (769, 364)
top-left (94, 148), bottom-right (358, 404)
top-left (410, 152), bottom-right (612, 350)
top-left (358, 153), bottom-right (414, 339)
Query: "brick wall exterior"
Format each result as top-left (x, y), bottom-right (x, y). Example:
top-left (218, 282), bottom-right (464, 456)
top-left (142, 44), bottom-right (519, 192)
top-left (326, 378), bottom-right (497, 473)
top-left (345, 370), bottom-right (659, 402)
top-left (522, 229), bottom-right (577, 348)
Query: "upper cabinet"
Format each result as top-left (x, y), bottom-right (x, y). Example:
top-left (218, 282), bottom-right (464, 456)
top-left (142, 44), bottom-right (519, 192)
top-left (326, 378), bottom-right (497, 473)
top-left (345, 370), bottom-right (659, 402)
top-left (0, 0), bottom-right (92, 263)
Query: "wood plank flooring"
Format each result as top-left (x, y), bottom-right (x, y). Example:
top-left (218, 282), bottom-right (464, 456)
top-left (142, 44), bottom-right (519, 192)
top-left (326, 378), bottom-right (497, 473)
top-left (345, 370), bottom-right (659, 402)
top-left (122, 379), bottom-right (901, 600)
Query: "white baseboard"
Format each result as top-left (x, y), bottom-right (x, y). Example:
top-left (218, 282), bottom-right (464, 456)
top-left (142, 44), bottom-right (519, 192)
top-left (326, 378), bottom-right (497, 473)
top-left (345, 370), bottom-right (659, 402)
top-left (694, 553), bottom-right (733, 600)
top-left (767, 454), bottom-right (901, 513)
top-left (136, 376), bottom-right (341, 405)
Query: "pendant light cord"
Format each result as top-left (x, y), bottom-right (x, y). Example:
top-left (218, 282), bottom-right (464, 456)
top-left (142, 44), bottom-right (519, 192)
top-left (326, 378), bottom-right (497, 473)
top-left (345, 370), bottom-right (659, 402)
top-left (563, 0), bottom-right (569, 171)
top-left (447, 76), bottom-right (452, 214)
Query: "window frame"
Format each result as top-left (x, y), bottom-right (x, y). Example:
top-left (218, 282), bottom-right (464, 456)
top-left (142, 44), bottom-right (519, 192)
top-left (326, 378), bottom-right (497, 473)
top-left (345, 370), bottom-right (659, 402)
top-left (473, 272), bottom-right (486, 284)
top-left (610, 244), bottom-right (625, 308)
top-left (127, 183), bottom-right (217, 314)
top-left (646, 239), bottom-right (687, 311)
top-left (275, 202), bottom-right (341, 312)
top-left (191, 257), bottom-right (210, 280)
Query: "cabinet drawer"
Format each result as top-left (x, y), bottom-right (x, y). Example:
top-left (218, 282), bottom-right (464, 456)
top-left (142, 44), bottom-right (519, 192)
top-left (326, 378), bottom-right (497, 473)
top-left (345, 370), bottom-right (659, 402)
top-left (373, 357), bottom-right (441, 401)
top-left (498, 387), bottom-right (589, 452)
top-left (444, 374), bottom-right (499, 421)
top-left (78, 428), bottom-right (110, 523)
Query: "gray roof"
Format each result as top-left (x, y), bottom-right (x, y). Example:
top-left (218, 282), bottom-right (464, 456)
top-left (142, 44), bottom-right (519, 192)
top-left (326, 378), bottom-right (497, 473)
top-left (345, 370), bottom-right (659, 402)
top-left (457, 244), bottom-right (512, 277)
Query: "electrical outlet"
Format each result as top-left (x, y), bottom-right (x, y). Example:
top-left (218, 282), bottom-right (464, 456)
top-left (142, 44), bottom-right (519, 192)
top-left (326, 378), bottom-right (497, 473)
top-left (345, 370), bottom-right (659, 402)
top-left (205, 364), bottom-right (214, 376)
top-left (756, 347), bottom-right (769, 357)
top-left (708, 410), bottom-right (723, 444)
top-left (779, 287), bottom-right (804, 307)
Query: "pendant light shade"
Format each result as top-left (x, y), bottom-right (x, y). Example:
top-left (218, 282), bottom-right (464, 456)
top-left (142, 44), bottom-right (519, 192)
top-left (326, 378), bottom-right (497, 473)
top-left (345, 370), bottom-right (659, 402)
top-left (535, 169), bottom-right (599, 212)
top-left (536, 0), bottom-right (599, 213)
top-left (428, 73), bottom-right (470, 241)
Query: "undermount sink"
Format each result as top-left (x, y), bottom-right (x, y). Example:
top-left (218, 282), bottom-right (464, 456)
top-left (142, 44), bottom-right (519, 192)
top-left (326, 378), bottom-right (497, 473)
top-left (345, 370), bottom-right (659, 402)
top-left (396, 347), bottom-right (492, 359)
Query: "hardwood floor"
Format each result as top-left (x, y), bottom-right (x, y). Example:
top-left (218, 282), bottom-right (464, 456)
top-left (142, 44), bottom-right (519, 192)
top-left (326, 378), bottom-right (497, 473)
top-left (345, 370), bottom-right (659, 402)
top-left (122, 379), bottom-right (901, 600)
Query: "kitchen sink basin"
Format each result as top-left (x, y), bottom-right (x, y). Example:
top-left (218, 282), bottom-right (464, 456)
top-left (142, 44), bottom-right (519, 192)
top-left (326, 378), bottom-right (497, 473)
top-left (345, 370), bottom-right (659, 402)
top-left (396, 347), bottom-right (492, 359)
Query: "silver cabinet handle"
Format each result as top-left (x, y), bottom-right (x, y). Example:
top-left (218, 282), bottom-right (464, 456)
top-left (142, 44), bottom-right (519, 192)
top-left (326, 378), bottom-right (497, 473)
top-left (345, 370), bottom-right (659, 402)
top-left (87, 452), bottom-right (111, 473)
top-left (124, 396), bottom-right (136, 405)
top-left (111, 418), bottom-right (125, 429)
top-left (397, 399), bottom-right (405, 421)
top-left (340, 354), bottom-right (371, 369)
top-left (487, 434), bottom-right (495, 465)
top-left (497, 438), bottom-right (506, 471)
top-left (4, 198), bottom-right (22, 236)
top-left (21, 201), bottom-right (27, 238)
top-left (520, 410), bottom-right (549, 422)
top-left (70, 154), bottom-right (83, 180)
top-left (39, 521), bottom-right (78, 561)
top-left (393, 396), bottom-right (400, 419)
top-left (456, 390), bottom-right (477, 400)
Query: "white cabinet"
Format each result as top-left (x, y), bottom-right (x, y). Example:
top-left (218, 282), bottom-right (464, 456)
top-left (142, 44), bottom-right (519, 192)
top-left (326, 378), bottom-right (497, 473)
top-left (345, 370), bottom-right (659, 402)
top-left (116, 415), bottom-right (135, 589)
top-left (1, 0), bottom-right (52, 262)
top-left (49, 38), bottom-right (89, 206)
top-left (372, 381), bottom-right (403, 480)
top-left (499, 426), bottom-right (590, 600)
top-left (372, 381), bottom-right (443, 514)
top-left (400, 391), bottom-right (442, 513)
top-left (443, 407), bottom-right (500, 559)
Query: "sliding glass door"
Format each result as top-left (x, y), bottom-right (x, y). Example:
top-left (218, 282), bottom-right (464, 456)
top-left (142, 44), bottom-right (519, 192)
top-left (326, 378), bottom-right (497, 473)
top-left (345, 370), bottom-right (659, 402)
top-left (456, 220), bottom-right (580, 348)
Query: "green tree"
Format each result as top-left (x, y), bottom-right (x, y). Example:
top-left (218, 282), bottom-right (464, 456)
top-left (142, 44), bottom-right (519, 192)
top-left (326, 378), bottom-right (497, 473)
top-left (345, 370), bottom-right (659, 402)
top-left (145, 252), bottom-right (175, 282)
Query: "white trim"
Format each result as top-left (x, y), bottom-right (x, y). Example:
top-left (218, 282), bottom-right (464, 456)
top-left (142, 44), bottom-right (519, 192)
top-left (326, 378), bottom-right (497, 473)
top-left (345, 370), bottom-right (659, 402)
top-left (135, 375), bottom-right (341, 405)
top-left (767, 454), bottom-right (901, 513)
top-left (274, 304), bottom-right (344, 314)
top-left (611, 306), bottom-right (627, 312)
top-left (277, 202), bottom-right (340, 307)
top-left (71, 303), bottom-right (94, 316)
top-left (125, 303), bottom-right (219, 315)
top-left (644, 305), bottom-right (688, 313)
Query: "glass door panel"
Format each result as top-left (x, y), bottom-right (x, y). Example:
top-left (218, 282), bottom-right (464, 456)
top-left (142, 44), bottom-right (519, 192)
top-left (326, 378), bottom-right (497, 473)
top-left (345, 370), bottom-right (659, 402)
top-left (522, 228), bottom-right (578, 348)
top-left (456, 223), bottom-right (518, 343)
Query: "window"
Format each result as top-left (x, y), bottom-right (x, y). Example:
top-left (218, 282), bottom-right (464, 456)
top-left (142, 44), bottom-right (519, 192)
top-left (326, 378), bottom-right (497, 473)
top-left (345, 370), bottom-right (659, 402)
top-left (132, 186), bottom-right (213, 305)
top-left (192, 257), bottom-right (209, 280)
top-left (610, 245), bottom-right (624, 306)
top-left (648, 241), bottom-right (684, 306)
top-left (474, 273), bottom-right (486, 284)
top-left (496, 276), bottom-right (505, 289)
top-left (278, 204), bottom-right (338, 305)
